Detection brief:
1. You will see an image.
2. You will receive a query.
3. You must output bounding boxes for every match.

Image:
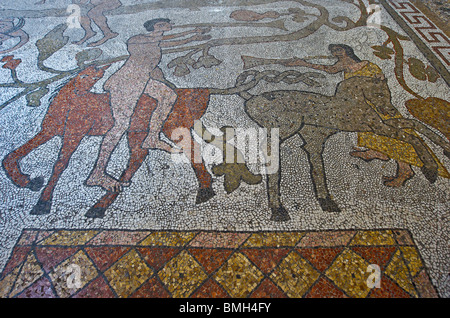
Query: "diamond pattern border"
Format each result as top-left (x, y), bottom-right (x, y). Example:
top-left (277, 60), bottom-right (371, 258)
top-left (0, 228), bottom-right (439, 298)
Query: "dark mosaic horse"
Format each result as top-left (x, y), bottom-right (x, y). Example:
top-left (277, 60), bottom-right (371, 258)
top-left (244, 76), bottom-right (450, 221)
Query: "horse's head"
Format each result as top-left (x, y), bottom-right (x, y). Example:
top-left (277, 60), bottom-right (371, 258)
top-left (72, 64), bottom-right (110, 93)
top-left (339, 76), bottom-right (398, 118)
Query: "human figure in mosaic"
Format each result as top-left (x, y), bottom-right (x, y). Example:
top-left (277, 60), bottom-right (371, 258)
top-left (86, 18), bottom-right (211, 192)
top-left (37, 0), bottom-right (122, 47)
top-left (284, 44), bottom-right (450, 187)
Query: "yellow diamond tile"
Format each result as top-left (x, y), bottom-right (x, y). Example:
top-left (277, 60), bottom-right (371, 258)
top-left (158, 250), bottom-right (208, 298)
top-left (38, 230), bottom-right (99, 246)
top-left (400, 246), bottom-right (423, 277)
top-left (349, 230), bottom-right (396, 246)
top-left (139, 231), bottom-right (196, 247)
top-left (49, 250), bottom-right (98, 298)
top-left (104, 249), bottom-right (153, 298)
top-left (270, 251), bottom-right (320, 298)
top-left (9, 253), bottom-right (44, 298)
top-left (325, 248), bottom-right (372, 298)
top-left (0, 266), bottom-right (21, 298)
top-left (214, 252), bottom-right (264, 298)
top-left (243, 232), bottom-right (304, 247)
top-left (385, 249), bottom-right (418, 297)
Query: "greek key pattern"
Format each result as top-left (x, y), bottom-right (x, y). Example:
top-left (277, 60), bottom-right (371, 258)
top-left (388, 0), bottom-right (450, 66)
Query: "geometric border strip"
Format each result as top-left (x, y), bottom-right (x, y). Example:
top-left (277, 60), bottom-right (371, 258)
top-left (0, 229), bottom-right (439, 298)
top-left (381, 0), bottom-right (450, 86)
top-left (389, 0), bottom-right (450, 65)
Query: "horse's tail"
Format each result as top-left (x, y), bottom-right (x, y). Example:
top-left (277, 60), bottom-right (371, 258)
top-left (208, 69), bottom-right (325, 100)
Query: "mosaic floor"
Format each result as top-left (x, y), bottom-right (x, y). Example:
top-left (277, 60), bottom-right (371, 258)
top-left (0, 0), bottom-right (449, 299)
top-left (0, 229), bottom-right (439, 298)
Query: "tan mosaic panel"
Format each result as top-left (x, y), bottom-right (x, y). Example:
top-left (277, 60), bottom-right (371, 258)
top-left (349, 230), bottom-right (396, 246)
top-left (243, 232), bottom-right (305, 247)
top-left (325, 248), bottom-right (373, 298)
top-left (0, 267), bottom-right (22, 298)
top-left (9, 254), bottom-right (44, 298)
top-left (158, 250), bottom-right (208, 298)
top-left (139, 232), bottom-right (197, 247)
top-left (49, 250), bottom-right (98, 298)
top-left (214, 252), bottom-right (264, 298)
top-left (270, 251), bottom-right (320, 298)
top-left (104, 249), bottom-right (153, 298)
top-left (38, 230), bottom-right (99, 246)
top-left (385, 249), bottom-right (418, 297)
top-left (400, 246), bottom-right (423, 277)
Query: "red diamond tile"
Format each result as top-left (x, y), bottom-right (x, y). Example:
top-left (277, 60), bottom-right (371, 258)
top-left (137, 247), bottom-right (181, 271)
top-left (250, 278), bottom-right (287, 298)
top-left (241, 248), bottom-right (290, 274)
top-left (369, 275), bottom-right (412, 298)
top-left (84, 246), bottom-right (130, 272)
top-left (305, 277), bottom-right (348, 298)
top-left (73, 276), bottom-right (115, 298)
top-left (191, 278), bottom-right (229, 298)
top-left (130, 277), bottom-right (170, 298)
top-left (16, 276), bottom-right (56, 298)
top-left (351, 246), bottom-right (397, 270)
top-left (1, 246), bottom-right (31, 279)
top-left (297, 247), bottom-right (343, 272)
top-left (35, 247), bottom-right (79, 273)
top-left (188, 249), bottom-right (233, 274)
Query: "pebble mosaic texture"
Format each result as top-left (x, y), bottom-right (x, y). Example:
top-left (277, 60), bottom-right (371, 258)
top-left (0, 229), bottom-right (439, 298)
top-left (0, 0), bottom-right (449, 298)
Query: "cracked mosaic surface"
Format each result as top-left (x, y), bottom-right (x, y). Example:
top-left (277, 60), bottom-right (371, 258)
top-left (0, 0), bottom-right (448, 298)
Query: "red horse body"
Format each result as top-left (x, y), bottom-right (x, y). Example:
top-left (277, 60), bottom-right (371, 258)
top-left (2, 65), bottom-right (215, 217)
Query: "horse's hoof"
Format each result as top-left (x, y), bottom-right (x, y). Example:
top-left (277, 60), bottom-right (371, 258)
top-left (85, 207), bottom-right (106, 218)
top-left (30, 199), bottom-right (51, 215)
top-left (318, 196), bottom-right (341, 212)
top-left (270, 206), bottom-right (291, 222)
top-left (421, 166), bottom-right (438, 184)
top-left (195, 186), bottom-right (216, 204)
top-left (26, 177), bottom-right (44, 192)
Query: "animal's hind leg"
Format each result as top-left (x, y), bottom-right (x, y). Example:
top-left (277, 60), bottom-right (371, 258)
top-left (299, 126), bottom-right (340, 212)
top-left (31, 132), bottom-right (83, 215)
top-left (2, 129), bottom-right (53, 190)
top-left (385, 118), bottom-right (450, 159)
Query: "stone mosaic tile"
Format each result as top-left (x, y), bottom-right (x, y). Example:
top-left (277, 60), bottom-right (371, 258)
top-left (270, 251), bottom-right (320, 298)
top-left (158, 250), bottom-right (208, 298)
top-left (188, 232), bottom-right (250, 248)
top-left (0, 0), bottom-right (449, 298)
top-left (139, 232), bottom-right (197, 247)
top-left (87, 231), bottom-right (150, 246)
top-left (104, 249), bottom-right (153, 298)
top-left (214, 252), bottom-right (264, 298)
top-left (0, 229), bottom-right (440, 298)
top-left (48, 250), bottom-right (98, 298)
top-left (384, 249), bottom-right (418, 297)
top-left (243, 232), bottom-right (305, 247)
top-left (324, 248), bottom-right (373, 298)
